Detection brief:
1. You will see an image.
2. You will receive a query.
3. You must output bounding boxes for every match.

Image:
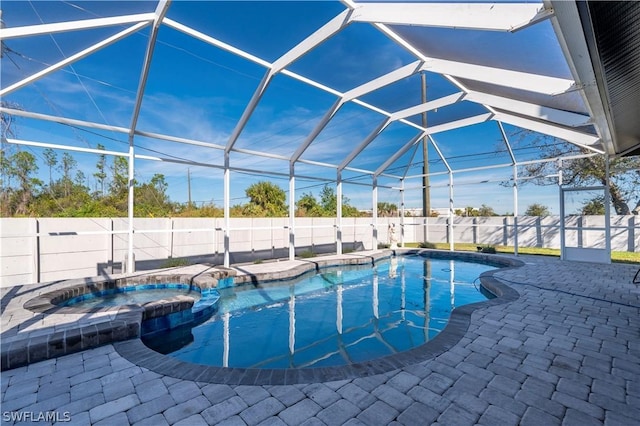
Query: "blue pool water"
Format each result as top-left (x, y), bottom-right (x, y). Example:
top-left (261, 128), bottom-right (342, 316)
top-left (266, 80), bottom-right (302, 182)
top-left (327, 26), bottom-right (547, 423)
top-left (143, 255), bottom-right (496, 368)
top-left (61, 285), bottom-right (201, 308)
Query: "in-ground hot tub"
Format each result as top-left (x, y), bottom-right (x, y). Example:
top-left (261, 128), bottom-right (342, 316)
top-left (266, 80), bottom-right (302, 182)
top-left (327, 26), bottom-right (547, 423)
top-left (2, 270), bottom-right (233, 371)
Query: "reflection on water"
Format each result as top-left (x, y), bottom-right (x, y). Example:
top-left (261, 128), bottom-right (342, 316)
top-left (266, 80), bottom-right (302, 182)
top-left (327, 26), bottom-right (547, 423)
top-left (144, 256), bottom-right (495, 368)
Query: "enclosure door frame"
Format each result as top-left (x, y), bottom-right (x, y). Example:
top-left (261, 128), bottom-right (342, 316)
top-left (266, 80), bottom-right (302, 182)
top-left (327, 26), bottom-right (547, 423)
top-left (559, 185), bottom-right (611, 263)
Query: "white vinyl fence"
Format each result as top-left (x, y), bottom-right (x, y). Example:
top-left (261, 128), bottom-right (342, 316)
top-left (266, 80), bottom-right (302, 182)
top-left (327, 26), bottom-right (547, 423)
top-left (1, 215), bottom-right (638, 286)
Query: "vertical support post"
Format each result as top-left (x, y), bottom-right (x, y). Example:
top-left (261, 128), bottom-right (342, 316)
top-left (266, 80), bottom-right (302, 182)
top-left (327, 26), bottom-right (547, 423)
top-left (224, 152), bottom-right (230, 267)
top-left (498, 121), bottom-right (518, 256)
top-left (126, 141), bottom-right (135, 273)
top-left (336, 171), bottom-right (343, 255)
top-left (421, 72), bottom-right (430, 229)
top-left (513, 165), bottom-right (519, 256)
top-left (33, 219), bottom-right (40, 283)
top-left (448, 171), bottom-right (454, 251)
top-left (558, 159), bottom-right (565, 260)
top-left (110, 218), bottom-right (114, 274)
top-left (169, 218), bottom-right (175, 259)
top-left (289, 163), bottom-right (296, 260)
top-left (628, 216), bottom-right (636, 252)
top-left (604, 154), bottom-right (612, 262)
top-left (372, 176), bottom-right (378, 250)
top-left (400, 179), bottom-right (405, 247)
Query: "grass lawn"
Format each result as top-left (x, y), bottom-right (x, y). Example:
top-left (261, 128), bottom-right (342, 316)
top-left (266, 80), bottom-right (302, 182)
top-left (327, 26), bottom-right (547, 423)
top-left (403, 242), bottom-right (640, 264)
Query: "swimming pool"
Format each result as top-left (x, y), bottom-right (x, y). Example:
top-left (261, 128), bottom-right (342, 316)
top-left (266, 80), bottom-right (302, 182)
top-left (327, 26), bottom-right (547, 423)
top-left (143, 254), bottom-right (496, 369)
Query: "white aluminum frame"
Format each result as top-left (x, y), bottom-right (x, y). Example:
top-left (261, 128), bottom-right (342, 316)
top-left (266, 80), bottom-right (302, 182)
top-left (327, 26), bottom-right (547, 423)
top-left (0, 0), bottom-right (621, 274)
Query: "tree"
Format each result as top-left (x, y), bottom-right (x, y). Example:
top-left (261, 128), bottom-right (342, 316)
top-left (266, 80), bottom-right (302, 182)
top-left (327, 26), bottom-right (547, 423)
top-left (8, 151), bottom-right (41, 216)
top-left (59, 152), bottom-right (77, 198)
top-left (319, 185), bottom-right (337, 215)
top-left (317, 185), bottom-right (359, 217)
top-left (581, 196), bottom-right (605, 215)
top-left (296, 192), bottom-right (321, 217)
top-left (377, 201), bottom-right (398, 217)
top-left (245, 181), bottom-right (287, 217)
top-left (110, 156), bottom-right (129, 198)
top-left (463, 206), bottom-right (478, 217)
top-left (43, 148), bottom-right (57, 187)
top-left (93, 144), bottom-right (107, 197)
top-left (525, 203), bottom-right (550, 216)
top-left (507, 131), bottom-right (640, 215)
top-left (477, 204), bottom-right (496, 217)
top-left (135, 174), bottom-right (173, 217)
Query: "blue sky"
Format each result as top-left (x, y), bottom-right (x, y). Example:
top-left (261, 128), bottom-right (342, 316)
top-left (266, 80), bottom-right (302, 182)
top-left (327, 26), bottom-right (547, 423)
top-left (1, 0), bottom-right (585, 214)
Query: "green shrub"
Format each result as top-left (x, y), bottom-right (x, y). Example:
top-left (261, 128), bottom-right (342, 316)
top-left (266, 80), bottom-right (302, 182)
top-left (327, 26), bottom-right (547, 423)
top-left (418, 241), bottom-right (436, 249)
top-left (378, 243), bottom-right (390, 249)
top-left (477, 245), bottom-right (496, 254)
top-left (253, 259), bottom-right (263, 264)
top-left (300, 250), bottom-right (315, 258)
top-left (162, 258), bottom-right (191, 268)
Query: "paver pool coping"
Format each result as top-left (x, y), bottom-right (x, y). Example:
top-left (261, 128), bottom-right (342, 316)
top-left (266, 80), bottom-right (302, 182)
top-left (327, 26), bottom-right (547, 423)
top-left (113, 249), bottom-right (523, 385)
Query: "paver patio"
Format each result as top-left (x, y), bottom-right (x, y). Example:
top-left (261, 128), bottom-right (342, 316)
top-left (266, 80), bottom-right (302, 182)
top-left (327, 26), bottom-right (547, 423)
top-left (2, 252), bottom-right (639, 425)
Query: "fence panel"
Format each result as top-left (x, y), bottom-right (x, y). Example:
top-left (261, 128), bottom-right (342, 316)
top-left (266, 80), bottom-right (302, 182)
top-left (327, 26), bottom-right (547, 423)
top-left (1, 215), bottom-right (638, 286)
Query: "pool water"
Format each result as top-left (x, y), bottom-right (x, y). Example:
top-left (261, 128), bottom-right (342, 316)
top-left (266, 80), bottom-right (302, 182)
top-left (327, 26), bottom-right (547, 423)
top-left (61, 285), bottom-right (201, 308)
top-left (143, 255), bottom-right (495, 368)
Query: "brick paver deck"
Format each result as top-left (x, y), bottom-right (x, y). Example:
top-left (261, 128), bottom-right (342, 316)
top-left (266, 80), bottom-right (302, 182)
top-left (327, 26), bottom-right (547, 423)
top-left (2, 252), bottom-right (639, 425)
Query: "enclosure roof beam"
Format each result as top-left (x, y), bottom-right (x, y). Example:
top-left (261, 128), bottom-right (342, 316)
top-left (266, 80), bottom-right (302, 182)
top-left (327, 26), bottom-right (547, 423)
top-left (464, 91), bottom-right (591, 127)
top-left (493, 111), bottom-right (603, 152)
top-left (128, 0), bottom-right (171, 140)
top-left (374, 131), bottom-right (426, 176)
top-left (342, 60), bottom-right (423, 102)
top-left (4, 138), bottom-right (129, 158)
top-left (339, 118), bottom-right (392, 171)
top-left (420, 58), bottom-right (575, 95)
top-left (225, 9), bottom-right (352, 154)
top-left (401, 143), bottom-right (421, 179)
top-left (297, 158), bottom-right (340, 170)
top-left (0, 22), bottom-right (149, 97)
top-left (351, 2), bottom-right (553, 32)
top-left (426, 113), bottom-right (493, 135)
top-left (0, 107), bottom-right (129, 134)
top-left (0, 13), bottom-right (155, 40)
top-left (1, 106), bottom-right (234, 152)
top-left (428, 135), bottom-right (453, 172)
top-left (290, 98), bottom-right (344, 163)
top-left (452, 162), bottom-right (516, 175)
top-left (373, 22), bottom-right (572, 96)
top-left (163, 18), bottom-right (271, 68)
top-left (338, 118), bottom-right (391, 170)
top-left (293, 60), bottom-right (432, 165)
top-left (390, 92), bottom-right (465, 121)
top-left (136, 130), bottom-right (226, 150)
top-left (271, 9), bottom-right (353, 74)
top-left (497, 121), bottom-right (517, 165)
top-left (224, 70), bottom-right (272, 154)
